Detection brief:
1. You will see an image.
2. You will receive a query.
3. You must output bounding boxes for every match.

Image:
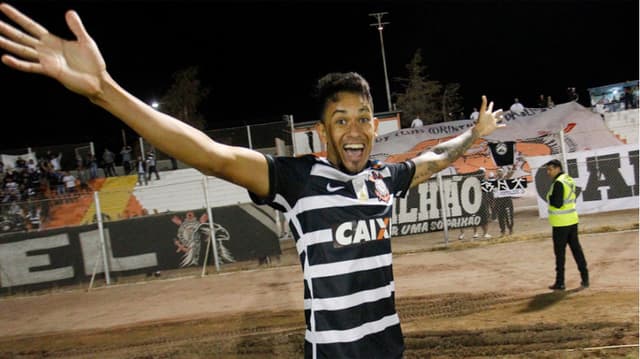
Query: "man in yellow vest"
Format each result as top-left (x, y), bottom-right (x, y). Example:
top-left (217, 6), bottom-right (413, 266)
top-left (545, 159), bottom-right (589, 290)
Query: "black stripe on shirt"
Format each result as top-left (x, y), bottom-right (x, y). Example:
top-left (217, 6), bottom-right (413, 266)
top-left (313, 295), bottom-right (397, 331)
top-left (311, 266), bottom-right (393, 299)
top-left (306, 237), bottom-right (391, 266)
top-left (296, 204), bottom-right (392, 234)
top-left (314, 323), bottom-right (404, 359)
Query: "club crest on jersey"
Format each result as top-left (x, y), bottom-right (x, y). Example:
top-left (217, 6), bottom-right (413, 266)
top-left (333, 217), bottom-right (391, 247)
top-left (369, 171), bottom-right (390, 202)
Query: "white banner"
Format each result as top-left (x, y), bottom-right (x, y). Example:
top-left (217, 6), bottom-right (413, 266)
top-left (372, 102), bottom-right (623, 163)
top-left (527, 144), bottom-right (639, 218)
top-left (1, 152), bottom-right (37, 170)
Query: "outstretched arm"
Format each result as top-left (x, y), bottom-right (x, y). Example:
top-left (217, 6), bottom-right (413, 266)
top-left (410, 96), bottom-right (504, 187)
top-left (0, 3), bottom-right (269, 197)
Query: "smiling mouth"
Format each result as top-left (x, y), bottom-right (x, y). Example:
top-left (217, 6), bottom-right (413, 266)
top-left (343, 144), bottom-right (365, 162)
top-left (344, 143), bottom-right (364, 153)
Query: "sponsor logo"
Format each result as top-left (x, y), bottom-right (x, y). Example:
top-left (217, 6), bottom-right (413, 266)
top-left (333, 217), bottom-right (391, 247)
top-left (495, 142), bottom-right (508, 155)
top-left (326, 183), bottom-right (345, 192)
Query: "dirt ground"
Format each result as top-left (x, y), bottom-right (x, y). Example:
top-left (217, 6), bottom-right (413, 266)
top-left (0, 200), bottom-right (637, 358)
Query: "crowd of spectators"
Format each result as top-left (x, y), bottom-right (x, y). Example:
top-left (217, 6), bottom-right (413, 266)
top-left (0, 147), bottom-right (167, 234)
top-left (0, 150), bottom-right (84, 233)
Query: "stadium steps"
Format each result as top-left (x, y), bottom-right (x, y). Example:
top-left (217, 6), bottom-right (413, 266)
top-left (604, 109), bottom-right (639, 144)
top-left (81, 175), bottom-right (139, 224)
top-left (42, 178), bottom-right (107, 229)
top-left (132, 168), bottom-right (250, 213)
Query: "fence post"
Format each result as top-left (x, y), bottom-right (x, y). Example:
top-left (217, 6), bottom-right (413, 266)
top-left (138, 137), bottom-right (145, 158)
top-left (559, 130), bottom-right (569, 171)
top-left (437, 172), bottom-right (449, 246)
top-left (288, 115), bottom-right (297, 156)
top-left (246, 125), bottom-right (253, 150)
top-left (202, 176), bottom-right (221, 274)
top-left (93, 191), bottom-right (111, 285)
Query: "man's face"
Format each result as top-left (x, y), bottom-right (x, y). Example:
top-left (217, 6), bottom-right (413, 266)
top-left (316, 91), bottom-right (378, 174)
top-left (546, 165), bottom-right (560, 178)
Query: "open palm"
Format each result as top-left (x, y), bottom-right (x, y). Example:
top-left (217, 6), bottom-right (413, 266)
top-left (0, 3), bottom-right (106, 97)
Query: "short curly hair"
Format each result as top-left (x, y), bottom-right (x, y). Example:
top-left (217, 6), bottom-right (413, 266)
top-left (312, 72), bottom-right (373, 123)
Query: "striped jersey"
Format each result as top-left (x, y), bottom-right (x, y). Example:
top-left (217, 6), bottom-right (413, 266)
top-left (250, 155), bottom-right (415, 359)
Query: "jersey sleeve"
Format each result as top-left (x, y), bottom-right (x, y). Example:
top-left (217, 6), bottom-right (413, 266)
top-left (387, 160), bottom-right (416, 198)
top-left (249, 154), bottom-right (314, 211)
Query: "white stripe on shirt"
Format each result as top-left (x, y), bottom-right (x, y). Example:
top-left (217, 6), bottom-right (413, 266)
top-left (311, 163), bottom-right (391, 182)
top-left (293, 194), bottom-right (393, 215)
top-left (306, 313), bottom-right (400, 344)
top-left (304, 281), bottom-right (395, 311)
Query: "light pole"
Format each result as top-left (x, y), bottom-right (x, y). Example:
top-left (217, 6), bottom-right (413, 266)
top-left (369, 12), bottom-right (392, 112)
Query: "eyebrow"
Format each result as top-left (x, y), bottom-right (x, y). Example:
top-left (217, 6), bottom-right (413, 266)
top-left (330, 107), bottom-right (371, 118)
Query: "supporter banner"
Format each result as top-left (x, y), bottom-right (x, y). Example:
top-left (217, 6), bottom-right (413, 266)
top-left (527, 144), bottom-right (639, 218)
top-left (1, 152), bottom-right (37, 170)
top-left (391, 172), bottom-right (486, 236)
top-left (372, 102), bottom-right (622, 166)
top-left (489, 177), bottom-right (528, 198)
top-left (488, 141), bottom-right (515, 166)
top-left (0, 204), bottom-right (280, 293)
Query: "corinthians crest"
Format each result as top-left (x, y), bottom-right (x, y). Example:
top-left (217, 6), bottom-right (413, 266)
top-left (171, 211), bottom-right (235, 267)
top-left (368, 171), bottom-right (390, 202)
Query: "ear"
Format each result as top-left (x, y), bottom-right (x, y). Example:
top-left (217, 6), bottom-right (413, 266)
top-left (373, 117), bottom-right (380, 136)
top-left (315, 121), bottom-right (327, 143)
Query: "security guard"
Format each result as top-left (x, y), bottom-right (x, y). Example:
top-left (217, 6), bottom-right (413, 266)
top-left (545, 159), bottom-right (589, 290)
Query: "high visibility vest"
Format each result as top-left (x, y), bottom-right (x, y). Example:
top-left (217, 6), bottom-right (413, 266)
top-left (546, 173), bottom-right (579, 227)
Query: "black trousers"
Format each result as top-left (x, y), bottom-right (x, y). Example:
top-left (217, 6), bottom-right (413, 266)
top-left (552, 223), bottom-right (588, 284)
top-left (495, 197), bottom-right (513, 233)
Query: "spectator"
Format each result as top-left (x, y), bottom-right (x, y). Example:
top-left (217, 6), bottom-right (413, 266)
top-left (87, 153), bottom-right (98, 179)
top-left (120, 145), bottom-right (133, 174)
top-left (135, 156), bottom-right (148, 186)
top-left (54, 170), bottom-right (66, 202)
top-left (27, 167), bottom-right (41, 196)
top-left (76, 159), bottom-right (90, 192)
top-left (169, 156), bottom-right (179, 170)
top-left (470, 107), bottom-right (479, 121)
top-left (102, 148), bottom-right (116, 177)
top-left (510, 98), bottom-right (524, 113)
top-left (48, 151), bottom-right (62, 171)
top-left (26, 206), bottom-right (41, 231)
top-left (410, 115), bottom-right (424, 128)
top-left (623, 86), bottom-right (635, 109)
top-left (146, 151), bottom-right (160, 181)
top-left (567, 87), bottom-right (579, 102)
top-left (494, 168), bottom-right (514, 236)
top-left (26, 158), bottom-right (37, 172)
top-left (62, 170), bottom-right (77, 198)
top-left (15, 157), bottom-right (26, 172)
top-left (547, 96), bottom-right (555, 108)
top-left (594, 97), bottom-right (608, 117)
top-left (458, 167), bottom-right (492, 240)
top-left (537, 94), bottom-right (546, 108)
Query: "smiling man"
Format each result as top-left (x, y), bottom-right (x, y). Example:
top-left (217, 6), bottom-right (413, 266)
top-left (0, 4), bottom-right (504, 358)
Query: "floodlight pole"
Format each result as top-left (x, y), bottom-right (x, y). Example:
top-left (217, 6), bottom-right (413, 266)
top-left (369, 12), bottom-right (392, 112)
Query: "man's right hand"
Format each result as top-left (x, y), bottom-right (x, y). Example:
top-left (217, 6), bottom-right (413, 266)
top-left (0, 3), bottom-right (107, 98)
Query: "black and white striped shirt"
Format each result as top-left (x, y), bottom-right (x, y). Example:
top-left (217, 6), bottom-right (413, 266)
top-left (251, 155), bottom-right (415, 359)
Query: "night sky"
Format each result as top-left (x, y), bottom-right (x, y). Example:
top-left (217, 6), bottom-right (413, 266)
top-left (0, 0), bottom-right (638, 153)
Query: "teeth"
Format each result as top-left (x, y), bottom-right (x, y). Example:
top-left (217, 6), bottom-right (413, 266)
top-left (344, 144), bottom-right (364, 150)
